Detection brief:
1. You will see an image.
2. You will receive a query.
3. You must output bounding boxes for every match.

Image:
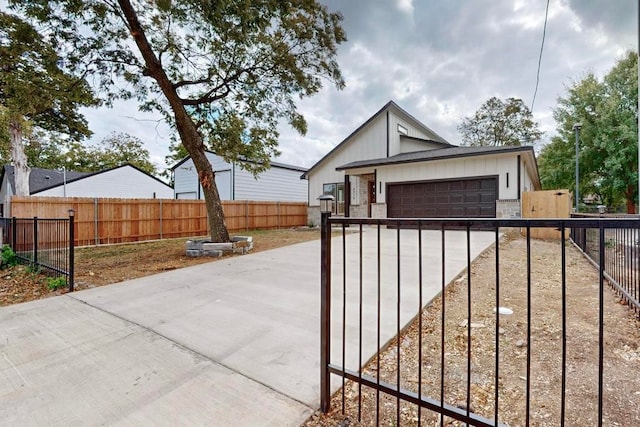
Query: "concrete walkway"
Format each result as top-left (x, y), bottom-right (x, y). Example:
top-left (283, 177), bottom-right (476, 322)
top-left (0, 228), bottom-right (495, 426)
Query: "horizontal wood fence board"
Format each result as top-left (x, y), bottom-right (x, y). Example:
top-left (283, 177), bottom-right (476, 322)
top-left (10, 197), bottom-right (307, 246)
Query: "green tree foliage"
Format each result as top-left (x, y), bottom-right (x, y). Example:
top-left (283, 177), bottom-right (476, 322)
top-left (24, 131), bottom-right (158, 175)
top-left (458, 97), bottom-right (543, 147)
top-left (0, 11), bottom-right (97, 194)
top-left (539, 52), bottom-right (638, 212)
top-left (11, 0), bottom-right (346, 242)
top-left (89, 132), bottom-right (157, 175)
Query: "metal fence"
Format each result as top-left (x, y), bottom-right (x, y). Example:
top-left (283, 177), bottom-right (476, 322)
top-left (0, 214), bottom-right (75, 292)
top-left (570, 213), bottom-right (640, 312)
top-left (319, 215), bottom-right (640, 426)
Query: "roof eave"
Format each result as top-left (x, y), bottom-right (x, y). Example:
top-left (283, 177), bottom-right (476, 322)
top-left (336, 146), bottom-right (537, 171)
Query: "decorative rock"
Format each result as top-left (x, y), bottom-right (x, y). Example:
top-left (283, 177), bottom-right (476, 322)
top-left (203, 242), bottom-right (233, 251)
top-left (202, 249), bottom-right (223, 258)
top-left (185, 236), bottom-right (254, 257)
top-left (494, 307), bottom-right (514, 315)
top-left (516, 339), bottom-right (526, 347)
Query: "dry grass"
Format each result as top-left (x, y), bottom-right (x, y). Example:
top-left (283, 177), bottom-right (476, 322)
top-left (305, 233), bottom-right (640, 426)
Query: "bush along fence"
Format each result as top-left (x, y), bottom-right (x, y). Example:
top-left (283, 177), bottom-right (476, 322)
top-left (10, 197), bottom-right (308, 247)
top-left (319, 215), bottom-right (640, 426)
top-left (0, 212), bottom-right (74, 292)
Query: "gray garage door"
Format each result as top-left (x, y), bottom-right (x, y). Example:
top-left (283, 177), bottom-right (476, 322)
top-left (387, 177), bottom-right (497, 218)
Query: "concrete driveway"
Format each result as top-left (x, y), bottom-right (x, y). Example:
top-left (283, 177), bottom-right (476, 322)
top-left (0, 227), bottom-right (495, 426)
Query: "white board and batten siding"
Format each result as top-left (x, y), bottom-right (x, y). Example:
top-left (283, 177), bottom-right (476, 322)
top-left (307, 114), bottom-right (387, 205)
top-left (173, 152), bottom-right (307, 202)
top-left (35, 165), bottom-right (173, 199)
top-left (350, 153), bottom-right (535, 205)
top-left (306, 105), bottom-right (447, 206)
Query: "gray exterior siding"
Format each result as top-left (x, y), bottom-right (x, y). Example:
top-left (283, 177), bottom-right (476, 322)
top-left (172, 152), bottom-right (307, 202)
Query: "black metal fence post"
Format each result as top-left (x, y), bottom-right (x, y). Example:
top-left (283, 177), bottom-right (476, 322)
top-left (320, 209), bottom-right (332, 413)
top-left (33, 217), bottom-right (38, 267)
top-left (68, 210), bottom-right (75, 292)
top-left (12, 216), bottom-right (16, 250)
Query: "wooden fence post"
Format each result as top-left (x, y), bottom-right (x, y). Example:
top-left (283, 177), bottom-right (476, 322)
top-left (94, 198), bottom-right (99, 245)
top-left (159, 199), bottom-right (163, 240)
top-left (245, 200), bottom-right (249, 231)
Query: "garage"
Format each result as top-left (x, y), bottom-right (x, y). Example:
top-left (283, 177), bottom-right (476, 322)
top-left (387, 176), bottom-right (498, 218)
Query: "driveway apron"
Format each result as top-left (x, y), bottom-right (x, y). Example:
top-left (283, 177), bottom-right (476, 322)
top-left (0, 227), bottom-right (495, 426)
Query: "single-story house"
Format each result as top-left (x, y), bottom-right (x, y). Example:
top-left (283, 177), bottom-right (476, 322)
top-left (171, 151), bottom-right (308, 202)
top-left (0, 164), bottom-right (173, 216)
top-left (302, 100), bottom-right (541, 224)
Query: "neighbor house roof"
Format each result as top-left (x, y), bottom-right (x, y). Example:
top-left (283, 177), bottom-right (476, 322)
top-left (1, 163), bottom-right (172, 195)
top-left (301, 100), bottom-right (453, 179)
top-left (335, 145), bottom-right (538, 170)
top-left (170, 150), bottom-right (308, 173)
top-left (1, 165), bottom-right (92, 194)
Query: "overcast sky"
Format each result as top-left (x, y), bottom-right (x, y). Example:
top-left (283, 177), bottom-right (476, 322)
top-left (80, 0), bottom-right (638, 173)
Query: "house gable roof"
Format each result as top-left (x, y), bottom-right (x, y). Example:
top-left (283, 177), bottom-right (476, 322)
top-left (301, 100), bottom-right (452, 179)
top-left (2, 165), bottom-right (92, 194)
top-left (2, 164), bottom-right (172, 195)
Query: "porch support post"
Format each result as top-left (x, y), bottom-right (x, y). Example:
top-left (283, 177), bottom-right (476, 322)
top-left (344, 174), bottom-right (350, 217)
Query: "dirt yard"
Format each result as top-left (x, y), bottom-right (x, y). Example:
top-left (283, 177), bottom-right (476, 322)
top-left (305, 232), bottom-right (640, 426)
top-left (0, 228), bottom-right (322, 307)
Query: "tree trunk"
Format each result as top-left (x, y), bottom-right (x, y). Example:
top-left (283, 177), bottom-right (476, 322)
top-left (626, 185), bottom-right (636, 214)
top-left (118, 0), bottom-right (229, 242)
top-left (8, 117), bottom-right (30, 196)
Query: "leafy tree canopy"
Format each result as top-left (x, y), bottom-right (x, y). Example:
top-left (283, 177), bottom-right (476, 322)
top-left (23, 131), bottom-right (158, 175)
top-left (458, 97), bottom-right (543, 147)
top-left (0, 11), bottom-right (98, 195)
top-left (0, 11), bottom-right (97, 137)
top-left (10, 0), bottom-right (346, 241)
top-left (538, 51), bottom-right (638, 212)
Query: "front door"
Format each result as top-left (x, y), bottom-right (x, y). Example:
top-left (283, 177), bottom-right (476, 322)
top-left (368, 181), bottom-right (376, 217)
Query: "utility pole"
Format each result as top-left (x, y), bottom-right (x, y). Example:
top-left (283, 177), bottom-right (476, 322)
top-left (574, 123), bottom-right (582, 212)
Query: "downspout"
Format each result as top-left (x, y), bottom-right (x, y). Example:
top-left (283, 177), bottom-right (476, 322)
top-left (517, 155), bottom-right (522, 200)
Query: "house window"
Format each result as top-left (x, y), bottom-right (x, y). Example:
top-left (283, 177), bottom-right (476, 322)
top-left (397, 123), bottom-right (408, 135)
top-left (323, 182), bottom-right (345, 215)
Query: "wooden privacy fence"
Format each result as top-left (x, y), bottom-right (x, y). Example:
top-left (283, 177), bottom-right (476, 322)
top-left (10, 197), bottom-right (308, 247)
top-left (522, 189), bottom-right (571, 239)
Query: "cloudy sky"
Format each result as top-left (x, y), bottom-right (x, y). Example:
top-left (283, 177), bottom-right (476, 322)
top-left (80, 0), bottom-right (638, 173)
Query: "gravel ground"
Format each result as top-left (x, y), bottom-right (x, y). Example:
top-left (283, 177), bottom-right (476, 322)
top-left (304, 232), bottom-right (640, 426)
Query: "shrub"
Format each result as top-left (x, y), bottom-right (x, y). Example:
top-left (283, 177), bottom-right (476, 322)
top-left (1, 245), bottom-right (18, 269)
top-left (47, 276), bottom-right (67, 291)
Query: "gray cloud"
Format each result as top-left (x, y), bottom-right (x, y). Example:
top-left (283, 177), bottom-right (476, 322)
top-left (79, 1), bottom-right (638, 171)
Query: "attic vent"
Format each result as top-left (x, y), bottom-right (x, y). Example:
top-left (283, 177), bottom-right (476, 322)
top-left (397, 124), bottom-right (408, 135)
top-left (45, 175), bottom-right (50, 179)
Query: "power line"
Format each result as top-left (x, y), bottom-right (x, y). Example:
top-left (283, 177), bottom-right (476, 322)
top-left (530, 0), bottom-right (550, 113)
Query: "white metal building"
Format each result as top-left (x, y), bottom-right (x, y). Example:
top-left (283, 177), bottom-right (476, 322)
top-left (171, 151), bottom-right (308, 202)
top-left (302, 100), bottom-right (541, 224)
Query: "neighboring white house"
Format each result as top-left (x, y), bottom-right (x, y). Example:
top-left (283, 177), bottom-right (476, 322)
top-left (171, 151), bottom-right (308, 202)
top-left (302, 100), bottom-right (541, 224)
top-left (0, 164), bottom-right (173, 217)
